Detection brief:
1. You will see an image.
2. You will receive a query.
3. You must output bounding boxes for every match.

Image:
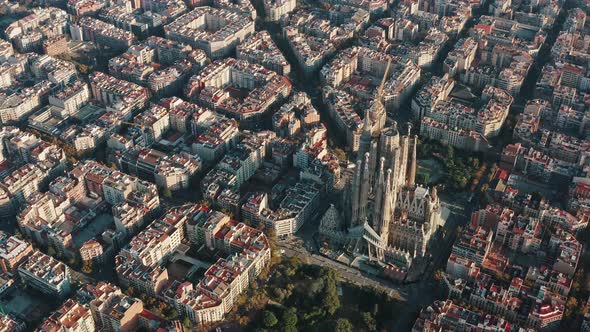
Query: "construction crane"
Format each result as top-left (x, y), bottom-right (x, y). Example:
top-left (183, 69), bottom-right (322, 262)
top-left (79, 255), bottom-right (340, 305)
top-left (375, 58), bottom-right (393, 129)
top-left (377, 58), bottom-right (392, 101)
top-left (119, 120), bottom-right (148, 132)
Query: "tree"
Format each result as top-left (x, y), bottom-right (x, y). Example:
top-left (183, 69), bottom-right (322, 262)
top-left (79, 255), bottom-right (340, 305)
top-left (283, 326), bottom-right (297, 332)
top-left (333, 148), bottom-right (347, 161)
top-left (270, 287), bottom-right (288, 302)
top-left (322, 286), bottom-right (340, 315)
top-left (237, 315), bottom-right (249, 326)
top-left (446, 145), bottom-right (455, 160)
top-left (321, 270), bottom-right (340, 316)
top-left (332, 318), bottom-right (353, 332)
top-left (246, 291), bottom-right (267, 311)
top-left (68, 257), bottom-right (78, 267)
top-left (434, 269), bottom-right (443, 281)
top-left (480, 184), bottom-right (489, 193)
top-left (161, 306), bottom-right (178, 319)
top-left (361, 312), bottom-right (377, 331)
top-left (163, 188), bottom-right (172, 199)
top-left (81, 260), bottom-right (93, 274)
top-left (282, 256), bottom-right (301, 277)
top-left (158, 301), bottom-right (169, 312)
top-left (182, 317), bottom-right (191, 330)
top-left (262, 310), bottom-right (278, 328)
top-left (126, 286), bottom-right (136, 297)
top-left (282, 307), bottom-right (298, 329)
top-left (301, 307), bottom-right (324, 327)
top-left (78, 64), bottom-right (92, 74)
top-left (460, 175), bottom-right (469, 188)
top-left (309, 278), bottom-right (325, 295)
top-left (570, 270), bottom-right (584, 300)
top-left (565, 297), bottom-right (579, 318)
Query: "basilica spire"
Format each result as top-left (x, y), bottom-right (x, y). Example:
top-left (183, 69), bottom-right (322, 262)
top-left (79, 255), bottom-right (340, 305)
top-left (408, 134), bottom-right (417, 188)
top-left (380, 168), bottom-right (393, 242)
top-left (372, 157), bottom-right (386, 230)
top-left (358, 153), bottom-right (371, 223)
top-left (358, 107), bottom-right (373, 160)
top-left (350, 158), bottom-right (362, 227)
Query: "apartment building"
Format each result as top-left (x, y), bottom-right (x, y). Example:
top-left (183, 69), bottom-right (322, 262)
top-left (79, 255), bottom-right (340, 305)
top-left (38, 299), bottom-right (95, 332)
top-left (164, 7), bottom-right (254, 59)
top-left (87, 282), bottom-right (144, 332)
top-left (18, 250), bottom-right (71, 298)
top-left (0, 232), bottom-right (33, 273)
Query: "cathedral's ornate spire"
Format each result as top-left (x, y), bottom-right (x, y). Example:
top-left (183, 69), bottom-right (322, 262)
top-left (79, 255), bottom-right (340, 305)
top-left (373, 157), bottom-right (386, 230)
top-left (358, 107), bottom-right (373, 160)
top-left (408, 135), bottom-right (417, 187)
top-left (359, 153), bottom-right (371, 223)
top-left (431, 185), bottom-right (438, 202)
top-left (351, 159), bottom-right (363, 227)
top-left (380, 168), bottom-right (394, 242)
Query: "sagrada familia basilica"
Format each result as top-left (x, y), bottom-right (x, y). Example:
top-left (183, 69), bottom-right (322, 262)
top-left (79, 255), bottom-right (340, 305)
top-left (320, 61), bottom-right (443, 273)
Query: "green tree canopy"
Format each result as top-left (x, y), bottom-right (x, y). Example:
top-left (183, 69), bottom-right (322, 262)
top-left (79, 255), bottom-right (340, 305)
top-left (283, 326), bottom-right (297, 332)
top-left (262, 310), bottom-right (278, 328)
top-left (321, 272), bottom-right (340, 316)
top-left (282, 307), bottom-right (298, 328)
top-left (331, 318), bottom-right (353, 332)
top-left (361, 312), bottom-right (377, 331)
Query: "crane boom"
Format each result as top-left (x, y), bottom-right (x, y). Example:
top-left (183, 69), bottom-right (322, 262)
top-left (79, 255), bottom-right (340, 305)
top-left (377, 58), bottom-right (392, 98)
top-left (119, 120), bottom-right (147, 130)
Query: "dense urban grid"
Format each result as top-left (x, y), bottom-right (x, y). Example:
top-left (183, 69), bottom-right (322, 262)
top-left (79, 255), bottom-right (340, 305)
top-left (0, 0), bottom-right (588, 330)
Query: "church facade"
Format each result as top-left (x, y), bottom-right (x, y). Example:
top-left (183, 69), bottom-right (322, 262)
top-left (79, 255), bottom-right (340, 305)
top-left (319, 87), bottom-right (442, 274)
